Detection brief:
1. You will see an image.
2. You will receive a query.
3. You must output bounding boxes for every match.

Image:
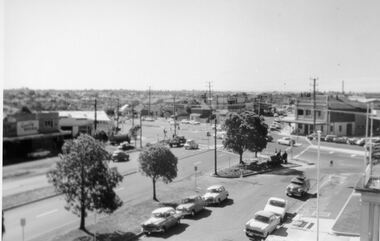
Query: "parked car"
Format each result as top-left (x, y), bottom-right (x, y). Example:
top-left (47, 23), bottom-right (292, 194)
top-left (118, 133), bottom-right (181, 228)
top-left (356, 138), bottom-right (366, 146)
top-left (202, 185), bottom-right (229, 205)
top-left (184, 139), bottom-right (199, 150)
top-left (141, 207), bottom-right (182, 235)
top-left (111, 150), bottom-right (130, 162)
top-left (324, 135), bottom-right (337, 142)
top-left (181, 119), bottom-right (190, 124)
top-left (347, 137), bottom-right (360, 145)
top-left (175, 195), bottom-right (205, 217)
top-left (277, 137), bottom-right (295, 146)
top-left (264, 197), bottom-right (288, 222)
top-left (307, 133), bottom-right (326, 141)
top-left (286, 175), bottom-right (310, 197)
top-left (333, 136), bottom-right (349, 144)
top-left (244, 210), bottom-right (280, 239)
top-left (117, 141), bottom-right (134, 151)
top-left (266, 135), bottom-right (274, 142)
top-left (189, 120), bottom-right (201, 125)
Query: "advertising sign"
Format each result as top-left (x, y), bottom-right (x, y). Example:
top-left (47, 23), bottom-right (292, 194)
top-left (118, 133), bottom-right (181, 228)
top-left (17, 120), bottom-right (39, 136)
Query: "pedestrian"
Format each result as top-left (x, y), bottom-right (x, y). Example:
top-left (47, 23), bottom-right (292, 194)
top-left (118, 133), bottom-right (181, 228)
top-left (282, 151), bottom-right (288, 164)
top-left (330, 160), bottom-right (334, 166)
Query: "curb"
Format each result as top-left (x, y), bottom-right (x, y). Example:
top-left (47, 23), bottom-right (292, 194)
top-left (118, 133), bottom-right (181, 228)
top-left (3, 170), bottom-right (138, 211)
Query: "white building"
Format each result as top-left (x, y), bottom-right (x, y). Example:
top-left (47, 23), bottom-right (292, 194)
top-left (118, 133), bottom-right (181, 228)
top-left (58, 111), bottom-right (113, 137)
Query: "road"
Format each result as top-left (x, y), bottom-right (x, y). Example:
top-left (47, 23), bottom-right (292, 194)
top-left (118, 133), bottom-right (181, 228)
top-left (3, 119), bottom-right (366, 241)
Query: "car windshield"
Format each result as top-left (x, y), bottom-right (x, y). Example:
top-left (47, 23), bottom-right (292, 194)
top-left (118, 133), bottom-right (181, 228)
top-left (208, 188), bottom-right (220, 193)
top-left (183, 198), bottom-right (195, 203)
top-left (269, 200), bottom-right (285, 208)
top-left (255, 214), bottom-right (270, 223)
top-left (291, 180), bottom-right (303, 185)
top-left (152, 212), bottom-right (165, 218)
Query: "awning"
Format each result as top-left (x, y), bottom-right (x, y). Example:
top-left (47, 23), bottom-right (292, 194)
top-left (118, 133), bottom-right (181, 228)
top-left (3, 131), bottom-right (71, 142)
top-left (279, 117), bottom-right (326, 125)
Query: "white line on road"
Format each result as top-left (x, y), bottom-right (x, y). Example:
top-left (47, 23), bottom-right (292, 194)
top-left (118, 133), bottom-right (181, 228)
top-left (36, 209), bottom-right (58, 218)
top-left (115, 187), bottom-right (125, 192)
top-left (351, 154), bottom-right (356, 158)
top-left (329, 151), bottom-right (335, 154)
top-left (293, 144), bottom-right (312, 159)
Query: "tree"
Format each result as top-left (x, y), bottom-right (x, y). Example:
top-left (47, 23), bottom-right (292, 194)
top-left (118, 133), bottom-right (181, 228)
top-left (47, 134), bottom-right (123, 231)
top-left (223, 111), bottom-right (268, 164)
top-left (138, 144), bottom-right (178, 201)
top-left (129, 125), bottom-right (141, 147)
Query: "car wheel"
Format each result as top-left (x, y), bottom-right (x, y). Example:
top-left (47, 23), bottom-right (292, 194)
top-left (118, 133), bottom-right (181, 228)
top-left (162, 226), bottom-right (167, 233)
top-left (191, 210), bottom-right (196, 216)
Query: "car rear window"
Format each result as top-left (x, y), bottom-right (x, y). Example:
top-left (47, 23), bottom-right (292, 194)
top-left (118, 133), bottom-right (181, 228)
top-left (255, 215), bottom-right (270, 223)
top-left (269, 200), bottom-right (285, 208)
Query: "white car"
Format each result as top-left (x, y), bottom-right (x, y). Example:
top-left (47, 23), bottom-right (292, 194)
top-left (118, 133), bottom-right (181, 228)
top-left (189, 120), bottom-right (201, 125)
top-left (264, 197), bottom-right (288, 222)
top-left (244, 210), bottom-right (280, 239)
top-left (202, 185), bottom-right (229, 205)
top-left (184, 140), bottom-right (199, 150)
top-left (181, 119), bottom-right (190, 124)
top-left (277, 137), bottom-right (295, 146)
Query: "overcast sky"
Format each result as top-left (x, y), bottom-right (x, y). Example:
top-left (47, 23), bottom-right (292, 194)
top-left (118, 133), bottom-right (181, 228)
top-left (4, 0), bottom-right (380, 92)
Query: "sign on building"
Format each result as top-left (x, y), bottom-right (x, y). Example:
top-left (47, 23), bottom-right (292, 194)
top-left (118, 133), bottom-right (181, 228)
top-left (17, 120), bottom-right (39, 136)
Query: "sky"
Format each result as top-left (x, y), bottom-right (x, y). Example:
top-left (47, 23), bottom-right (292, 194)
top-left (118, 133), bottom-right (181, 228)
top-left (4, 0), bottom-right (380, 92)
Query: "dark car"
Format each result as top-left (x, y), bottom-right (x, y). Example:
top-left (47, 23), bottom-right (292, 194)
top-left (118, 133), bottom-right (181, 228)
top-left (169, 136), bottom-right (186, 147)
top-left (118, 142), bottom-right (135, 151)
top-left (324, 135), bottom-right (337, 142)
top-left (111, 150), bottom-right (130, 162)
top-left (286, 176), bottom-right (310, 197)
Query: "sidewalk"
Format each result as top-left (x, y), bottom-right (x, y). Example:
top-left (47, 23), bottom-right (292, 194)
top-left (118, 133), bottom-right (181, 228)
top-left (268, 216), bottom-right (359, 241)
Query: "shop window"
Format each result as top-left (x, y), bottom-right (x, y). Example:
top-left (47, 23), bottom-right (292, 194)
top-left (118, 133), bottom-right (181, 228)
top-left (339, 125), bottom-right (342, 132)
top-left (44, 120), bottom-right (53, 128)
top-left (297, 109), bottom-right (304, 115)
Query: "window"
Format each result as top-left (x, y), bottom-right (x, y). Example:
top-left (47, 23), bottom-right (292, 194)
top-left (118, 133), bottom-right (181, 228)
top-left (297, 109), bottom-right (304, 115)
top-left (316, 111), bottom-right (321, 117)
top-left (299, 124), bottom-right (303, 129)
top-left (44, 120), bottom-right (53, 128)
top-left (330, 126), bottom-right (334, 132)
top-left (321, 126), bottom-right (324, 132)
top-left (339, 125), bottom-right (342, 132)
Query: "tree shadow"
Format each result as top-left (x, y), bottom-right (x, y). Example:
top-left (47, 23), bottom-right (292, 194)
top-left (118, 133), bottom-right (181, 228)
top-left (185, 208), bottom-right (212, 220)
top-left (287, 192), bottom-right (317, 202)
top-left (74, 231), bottom-right (139, 241)
top-left (146, 223), bottom-right (189, 239)
top-left (208, 198), bottom-right (234, 208)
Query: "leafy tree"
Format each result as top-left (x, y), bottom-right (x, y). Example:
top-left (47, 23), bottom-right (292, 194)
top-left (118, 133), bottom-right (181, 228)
top-left (47, 134), bottom-right (123, 231)
top-left (129, 125), bottom-right (141, 147)
top-left (223, 111), bottom-right (268, 164)
top-left (138, 145), bottom-right (178, 201)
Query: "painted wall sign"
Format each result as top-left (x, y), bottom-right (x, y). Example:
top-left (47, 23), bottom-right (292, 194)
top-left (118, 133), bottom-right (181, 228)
top-left (17, 120), bottom-right (39, 136)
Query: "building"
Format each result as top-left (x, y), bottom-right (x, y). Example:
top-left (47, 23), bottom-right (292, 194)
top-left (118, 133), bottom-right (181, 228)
top-left (355, 99), bottom-right (380, 241)
top-left (288, 95), bottom-right (367, 136)
top-left (58, 111), bottom-right (113, 137)
top-left (3, 110), bottom-right (69, 163)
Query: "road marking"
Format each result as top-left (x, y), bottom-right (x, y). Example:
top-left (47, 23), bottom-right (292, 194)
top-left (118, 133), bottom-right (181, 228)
top-left (294, 144), bottom-right (312, 159)
top-left (115, 187), bottom-right (124, 192)
top-left (36, 209), bottom-right (58, 218)
top-left (329, 151), bottom-right (335, 154)
top-left (351, 154), bottom-right (356, 158)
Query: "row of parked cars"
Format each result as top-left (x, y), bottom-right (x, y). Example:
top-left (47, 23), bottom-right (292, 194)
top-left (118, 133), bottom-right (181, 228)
top-left (308, 133), bottom-right (380, 147)
top-left (141, 185), bottom-right (229, 235)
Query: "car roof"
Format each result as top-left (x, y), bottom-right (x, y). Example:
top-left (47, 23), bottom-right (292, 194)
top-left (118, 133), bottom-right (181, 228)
top-left (152, 207), bottom-right (174, 214)
top-left (207, 185), bottom-right (223, 190)
top-left (255, 210), bottom-right (275, 218)
top-left (268, 197), bottom-right (286, 203)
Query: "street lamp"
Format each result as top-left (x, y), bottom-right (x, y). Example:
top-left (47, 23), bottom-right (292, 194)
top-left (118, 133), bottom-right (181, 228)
top-left (316, 130), bottom-right (321, 241)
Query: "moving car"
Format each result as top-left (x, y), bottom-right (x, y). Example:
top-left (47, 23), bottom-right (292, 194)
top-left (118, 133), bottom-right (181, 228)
top-left (244, 210), bottom-right (280, 239)
top-left (111, 150), bottom-right (129, 162)
top-left (277, 137), bottom-right (295, 146)
top-left (141, 207), bottom-right (182, 235)
top-left (286, 175), bottom-right (310, 197)
top-left (169, 136), bottom-right (186, 147)
top-left (202, 185), bottom-right (229, 205)
top-left (184, 139), bottom-right (199, 150)
top-left (175, 195), bottom-right (205, 217)
top-left (264, 197), bottom-right (288, 222)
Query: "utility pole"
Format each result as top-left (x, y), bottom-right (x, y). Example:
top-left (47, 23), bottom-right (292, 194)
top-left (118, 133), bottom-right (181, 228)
top-left (173, 96), bottom-right (176, 136)
top-left (140, 112), bottom-right (142, 148)
top-left (148, 87), bottom-right (151, 118)
top-left (131, 104), bottom-right (134, 128)
top-left (342, 80), bottom-right (345, 95)
top-left (214, 118), bottom-right (217, 176)
top-left (116, 98), bottom-right (119, 134)
top-left (208, 81), bottom-right (212, 106)
top-left (94, 99), bottom-right (97, 133)
top-left (311, 77), bottom-right (318, 133)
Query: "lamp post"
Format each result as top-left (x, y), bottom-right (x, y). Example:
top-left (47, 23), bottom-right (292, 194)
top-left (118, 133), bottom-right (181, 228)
top-left (214, 118), bottom-right (217, 176)
top-left (316, 130), bottom-right (321, 241)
